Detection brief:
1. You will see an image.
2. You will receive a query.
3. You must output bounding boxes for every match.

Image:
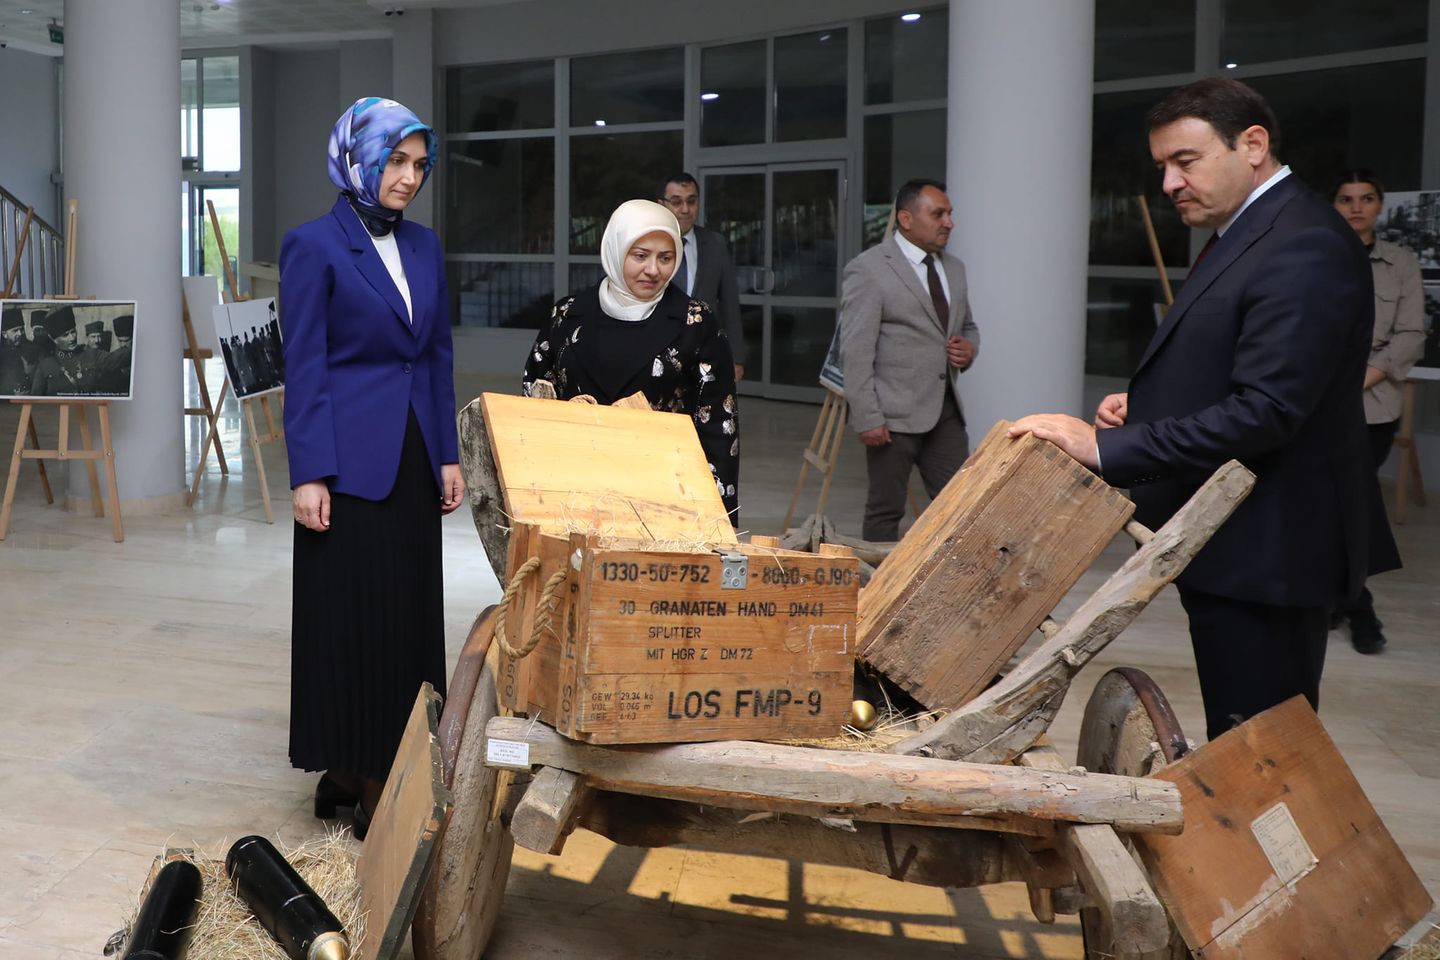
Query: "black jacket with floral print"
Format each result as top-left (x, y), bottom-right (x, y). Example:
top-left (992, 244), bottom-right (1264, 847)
top-left (522, 283), bottom-right (740, 523)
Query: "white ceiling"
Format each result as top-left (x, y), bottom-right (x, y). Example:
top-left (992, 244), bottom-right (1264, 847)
top-left (0, 0), bottom-right (527, 56)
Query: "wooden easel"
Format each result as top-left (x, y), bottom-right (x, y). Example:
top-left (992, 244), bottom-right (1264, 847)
top-left (206, 198), bottom-right (283, 523)
top-left (0, 200), bottom-right (124, 542)
top-left (1393, 377), bottom-right (1428, 524)
top-left (783, 384), bottom-right (848, 528)
top-left (3, 204), bottom-right (53, 500)
top-left (1137, 194), bottom-right (1175, 312)
top-left (182, 280), bottom-right (230, 506)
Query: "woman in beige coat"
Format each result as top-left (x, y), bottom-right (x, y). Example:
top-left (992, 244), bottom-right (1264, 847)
top-left (1331, 169), bottom-right (1425, 653)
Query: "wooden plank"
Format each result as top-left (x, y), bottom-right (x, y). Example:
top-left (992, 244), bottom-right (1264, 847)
top-left (578, 790), bottom-right (1074, 890)
top-left (355, 684), bottom-right (453, 960)
top-left (456, 396), bottom-right (511, 579)
top-left (859, 422), bottom-right (1135, 710)
top-left (483, 716), bottom-right (1183, 834)
top-left (1135, 697), bottom-right (1433, 960)
top-left (1019, 743), bottom-right (1173, 955)
top-left (510, 765), bottom-right (591, 855)
top-left (890, 459), bottom-right (1255, 764)
top-left (480, 392), bottom-right (735, 543)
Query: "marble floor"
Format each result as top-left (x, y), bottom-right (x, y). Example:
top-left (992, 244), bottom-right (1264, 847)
top-left (0, 368), bottom-right (1436, 959)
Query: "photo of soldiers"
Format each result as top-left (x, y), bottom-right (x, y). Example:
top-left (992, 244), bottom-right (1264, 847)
top-left (0, 299), bottom-right (138, 399)
top-left (212, 297), bottom-right (284, 399)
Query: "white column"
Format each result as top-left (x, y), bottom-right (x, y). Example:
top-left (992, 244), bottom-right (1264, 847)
top-left (391, 10), bottom-right (436, 229)
top-left (947, 0), bottom-right (1095, 433)
top-left (63, 0), bottom-right (183, 508)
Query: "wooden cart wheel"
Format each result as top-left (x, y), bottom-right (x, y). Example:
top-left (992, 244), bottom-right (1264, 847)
top-left (1077, 668), bottom-right (1191, 960)
top-left (412, 607), bottom-right (516, 960)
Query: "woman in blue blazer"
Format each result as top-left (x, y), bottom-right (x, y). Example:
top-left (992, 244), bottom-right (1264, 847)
top-left (281, 97), bottom-right (463, 838)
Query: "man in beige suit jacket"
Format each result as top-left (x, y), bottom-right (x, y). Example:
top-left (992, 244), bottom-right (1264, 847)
top-left (839, 179), bottom-right (980, 541)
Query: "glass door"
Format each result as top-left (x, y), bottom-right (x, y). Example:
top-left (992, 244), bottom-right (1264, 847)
top-left (700, 161), bottom-right (845, 402)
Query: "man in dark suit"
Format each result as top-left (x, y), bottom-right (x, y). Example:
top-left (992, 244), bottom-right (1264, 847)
top-left (660, 173), bottom-right (746, 381)
top-left (1011, 78), bottom-right (1397, 741)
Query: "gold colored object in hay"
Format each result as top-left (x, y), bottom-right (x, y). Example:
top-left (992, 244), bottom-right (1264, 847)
top-left (849, 699), bottom-right (877, 731)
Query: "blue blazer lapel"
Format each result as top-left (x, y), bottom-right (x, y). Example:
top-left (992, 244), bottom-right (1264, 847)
top-left (396, 225), bottom-right (427, 338)
top-left (331, 195), bottom-right (415, 331)
top-left (1134, 177), bottom-right (1299, 374)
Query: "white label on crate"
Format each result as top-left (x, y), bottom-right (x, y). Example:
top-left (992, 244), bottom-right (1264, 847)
top-left (485, 738), bottom-right (531, 769)
top-left (1250, 801), bottom-right (1316, 886)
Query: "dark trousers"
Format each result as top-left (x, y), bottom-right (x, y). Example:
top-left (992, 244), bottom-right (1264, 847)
top-left (1177, 584), bottom-right (1328, 742)
top-left (1336, 418), bottom-right (1401, 620)
top-left (862, 392), bottom-right (969, 542)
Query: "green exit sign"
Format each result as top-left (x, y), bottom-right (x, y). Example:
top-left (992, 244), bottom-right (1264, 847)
top-left (48, 24), bottom-right (63, 44)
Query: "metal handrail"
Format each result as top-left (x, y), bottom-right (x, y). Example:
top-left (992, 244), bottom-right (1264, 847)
top-left (0, 183), bottom-right (64, 299)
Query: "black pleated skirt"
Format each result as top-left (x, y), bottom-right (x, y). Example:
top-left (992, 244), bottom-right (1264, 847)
top-left (289, 409), bottom-right (448, 782)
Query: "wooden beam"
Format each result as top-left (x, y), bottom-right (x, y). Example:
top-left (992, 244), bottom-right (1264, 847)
top-left (576, 790), bottom-right (1075, 890)
top-left (1018, 744), bottom-right (1174, 955)
top-left (483, 717), bottom-right (1182, 835)
top-left (510, 766), bottom-right (591, 855)
top-left (889, 460), bottom-right (1255, 765)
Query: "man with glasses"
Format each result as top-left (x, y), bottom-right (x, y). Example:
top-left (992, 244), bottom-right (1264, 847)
top-left (660, 173), bottom-right (746, 381)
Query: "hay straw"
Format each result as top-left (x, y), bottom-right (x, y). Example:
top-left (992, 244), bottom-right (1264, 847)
top-left (118, 830), bottom-right (366, 960)
top-left (1401, 925), bottom-right (1440, 960)
top-left (775, 705), bottom-right (946, 754)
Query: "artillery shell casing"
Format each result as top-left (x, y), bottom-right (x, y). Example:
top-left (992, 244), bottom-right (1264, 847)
top-left (225, 835), bottom-right (349, 960)
top-left (123, 859), bottom-right (202, 960)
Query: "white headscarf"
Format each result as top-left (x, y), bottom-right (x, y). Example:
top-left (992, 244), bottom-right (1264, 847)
top-left (597, 199), bottom-right (682, 321)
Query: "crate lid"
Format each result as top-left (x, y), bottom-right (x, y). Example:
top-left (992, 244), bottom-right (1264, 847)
top-left (480, 393), bottom-right (737, 544)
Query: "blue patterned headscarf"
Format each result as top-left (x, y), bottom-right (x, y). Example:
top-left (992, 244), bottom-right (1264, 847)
top-left (327, 97), bottom-right (437, 235)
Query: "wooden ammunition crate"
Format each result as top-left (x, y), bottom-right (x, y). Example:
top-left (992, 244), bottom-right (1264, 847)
top-left (478, 391), bottom-right (857, 744)
top-left (498, 522), bottom-right (857, 743)
top-left (859, 421), bottom-right (1136, 711)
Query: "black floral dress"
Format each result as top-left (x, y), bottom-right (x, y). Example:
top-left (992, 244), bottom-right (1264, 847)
top-left (523, 283), bottom-right (740, 522)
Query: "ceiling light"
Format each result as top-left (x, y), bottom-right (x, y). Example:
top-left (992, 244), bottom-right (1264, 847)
top-left (1225, 62), bottom-right (1238, 69)
top-left (900, 12), bottom-right (922, 22)
top-left (594, 119), bottom-right (606, 127)
top-left (700, 92), bottom-right (719, 101)
top-left (818, 33), bottom-right (831, 42)
top-left (20, 9), bottom-right (33, 15)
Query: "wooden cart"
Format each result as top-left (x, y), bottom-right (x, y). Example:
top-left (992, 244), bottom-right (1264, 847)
top-left (406, 392), bottom-right (1282, 960)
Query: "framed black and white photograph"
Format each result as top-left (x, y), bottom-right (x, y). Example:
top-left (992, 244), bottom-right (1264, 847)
top-left (0, 299), bottom-right (137, 400)
top-left (1377, 191), bottom-right (1440, 276)
top-left (1417, 282), bottom-right (1440, 381)
top-left (213, 297), bottom-right (283, 399)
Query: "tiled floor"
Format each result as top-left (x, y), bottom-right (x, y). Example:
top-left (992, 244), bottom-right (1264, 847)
top-left (0, 367), bottom-right (1435, 958)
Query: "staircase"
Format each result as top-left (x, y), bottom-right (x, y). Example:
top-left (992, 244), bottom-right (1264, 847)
top-left (1, 185), bottom-right (64, 298)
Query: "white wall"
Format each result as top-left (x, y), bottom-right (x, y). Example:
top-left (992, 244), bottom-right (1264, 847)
top-left (267, 48), bottom-right (342, 250)
top-left (251, 39), bottom-right (398, 258)
top-left (339, 39), bottom-right (394, 106)
top-left (0, 47), bottom-right (60, 225)
top-left (435, 0), bottom-right (918, 64)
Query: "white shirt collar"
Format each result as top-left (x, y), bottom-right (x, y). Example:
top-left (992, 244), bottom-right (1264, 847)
top-left (893, 229), bottom-right (931, 265)
top-left (1218, 165), bottom-right (1290, 237)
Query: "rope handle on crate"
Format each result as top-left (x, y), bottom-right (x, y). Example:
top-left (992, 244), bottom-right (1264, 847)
top-left (494, 556), bottom-right (569, 659)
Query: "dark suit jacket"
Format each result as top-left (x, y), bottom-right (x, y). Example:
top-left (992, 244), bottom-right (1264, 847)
top-left (686, 225), bottom-right (745, 366)
top-left (1096, 175), bottom-right (1398, 607)
top-left (522, 283), bottom-right (740, 521)
top-left (280, 195), bottom-right (459, 500)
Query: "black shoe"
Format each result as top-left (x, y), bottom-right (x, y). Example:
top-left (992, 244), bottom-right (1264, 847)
top-left (315, 773), bottom-right (360, 819)
top-left (353, 800), bottom-right (374, 841)
top-left (1350, 617), bottom-right (1387, 655)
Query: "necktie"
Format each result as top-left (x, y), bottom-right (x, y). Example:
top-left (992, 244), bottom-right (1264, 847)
top-left (676, 235), bottom-right (691, 294)
top-left (1189, 233), bottom-right (1219, 275)
top-left (922, 254), bottom-right (949, 326)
